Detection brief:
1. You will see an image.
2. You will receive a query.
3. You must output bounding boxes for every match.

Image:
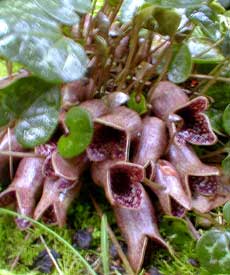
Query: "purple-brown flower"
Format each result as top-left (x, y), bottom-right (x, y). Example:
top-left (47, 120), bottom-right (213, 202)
top-left (0, 157), bottom-right (44, 229)
top-left (151, 81), bottom-right (217, 146)
top-left (34, 177), bottom-right (81, 226)
top-left (87, 107), bottom-right (142, 162)
top-left (153, 159), bottom-right (191, 217)
top-left (132, 116), bottom-right (167, 179)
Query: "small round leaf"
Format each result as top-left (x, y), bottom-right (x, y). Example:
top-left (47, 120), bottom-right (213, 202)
top-left (196, 229), bottom-right (230, 274)
top-left (168, 44), bottom-right (192, 83)
top-left (127, 92), bottom-right (147, 115)
top-left (223, 201), bottom-right (230, 223)
top-left (57, 107), bottom-right (93, 158)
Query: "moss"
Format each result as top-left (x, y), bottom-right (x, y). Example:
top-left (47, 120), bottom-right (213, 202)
top-left (0, 183), bottom-right (213, 275)
top-left (0, 184), bottom-right (112, 275)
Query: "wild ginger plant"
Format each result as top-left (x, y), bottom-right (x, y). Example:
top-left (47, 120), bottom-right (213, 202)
top-left (0, 0), bottom-right (230, 274)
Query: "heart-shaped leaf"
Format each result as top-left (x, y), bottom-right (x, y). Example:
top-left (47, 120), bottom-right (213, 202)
top-left (223, 201), bottom-right (230, 223)
top-left (187, 37), bottom-right (224, 64)
top-left (153, 7), bottom-right (181, 36)
top-left (34, 0), bottom-right (80, 25)
top-left (206, 83), bottom-right (230, 110)
top-left (187, 5), bottom-right (221, 41)
top-left (0, 76), bottom-right (60, 148)
top-left (196, 229), bottom-right (230, 274)
top-left (146, 0), bottom-right (207, 8)
top-left (206, 108), bottom-right (225, 135)
top-left (223, 104), bottom-right (230, 135)
top-left (0, 0), bottom-right (89, 83)
top-left (120, 0), bottom-right (145, 23)
top-left (168, 44), bottom-right (192, 83)
top-left (127, 92), bottom-right (147, 115)
top-left (34, 0), bottom-right (91, 25)
top-left (57, 107), bottom-right (93, 158)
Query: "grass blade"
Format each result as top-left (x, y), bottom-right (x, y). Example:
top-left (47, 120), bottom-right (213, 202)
top-left (101, 214), bottom-right (110, 275)
top-left (0, 208), bottom-right (98, 275)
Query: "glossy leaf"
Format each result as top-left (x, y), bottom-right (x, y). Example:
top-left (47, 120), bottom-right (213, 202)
top-left (146, 0), bottom-right (207, 8)
top-left (206, 83), bottom-right (230, 109)
top-left (127, 92), bottom-right (147, 115)
top-left (34, 0), bottom-right (80, 25)
top-left (0, 76), bottom-right (60, 147)
top-left (222, 154), bottom-right (230, 177)
top-left (153, 7), bottom-right (181, 36)
top-left (35, 0), bottom-right (91, 24)
top-left (223, 104), bottom-right (230, 135)
top-left (218, 0), bottom-right (230, 9)
top-left (187, 37), bottom-right (224, 64)
top-left (206, 108), bottom-right (225, 135)
top-left (187, 5), bottom-right (221, 41)
top-left (222, 31), bottom-right (230, 57)
top-left (15, 87), bottom-right (60, 148)
top-left (120, 0), bottom-right (145, 23)
top-left (223, 201), bottom-right (230, 223)
top-left (196, 229), bottom-right (230, 274)
top-left (168, 44), bottom-right (192, 83)
top-left (58, 107), bottom-right (93, 158)
top-left (0, 0), bottom-right (88, 83)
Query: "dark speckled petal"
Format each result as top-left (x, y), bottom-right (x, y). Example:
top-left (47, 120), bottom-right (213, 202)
top-left (107, 162), bottom-right (144, 209)
top-left (87, 107), bottom-right (142, 162)
top-left (175, 96), bottom-right (217, 145)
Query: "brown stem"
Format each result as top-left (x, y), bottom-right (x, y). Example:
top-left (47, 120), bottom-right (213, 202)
top-left (148, 43), bottom-right (173, 100)
top-left (184, 216), bottom-right (200, 240)
top-left (116, 21), bottom-right (142, 90)
top-left (108, 0), bottom-right (123, 26)
top-left (190, 73), bottom-right (230, 84)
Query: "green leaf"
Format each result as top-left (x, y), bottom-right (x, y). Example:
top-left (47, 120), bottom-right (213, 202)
top-left (15, 87), bottom-right (60, 148)
top-left (127, 92), bottom-right (147, 115)
top-left (187, 5), bottom-right (221, 41)
top-left (146, 0), bottom-right (207, 8)
top-left (101, 215), bottom-right (109, 275)
top-left (222, 154), bottom-right (230, 177)
top-left (168, 44), bottom-right (192, 83)
top-left (35, 0), bottom-right (91, 24)
top-left (223, 201), bottom-right (230, 223)
top-left (218, 0), bottom-right (230, 9)
top-left (196, 229), bottom-right (230, 274)
top-left (221, 30), bottom-right (230, 57)
top-left (57, 106), bottom-right (93, 158)
top-left (206, 108), bottom-right (225, 135)
top-left (153, 7), bottom-right (181, 36)
top-left (187, 37), bottom-right (224, 64)
top-left (209, 0), bottom-right (225, 14)
top-left (206, 83), bottom-right (230, 109)
top-left (108, 0), bottom-right (120, 6)
top-left (223, 104), bottom-right (230, 135)
top-left (120, 0), bottom-right (145, 23)
top-left (0, 76), bottom-right (60, 148)
top-left (0, 0), bottom-right (88, 83)
top-left (34, 0), bottom-right (80, 25)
